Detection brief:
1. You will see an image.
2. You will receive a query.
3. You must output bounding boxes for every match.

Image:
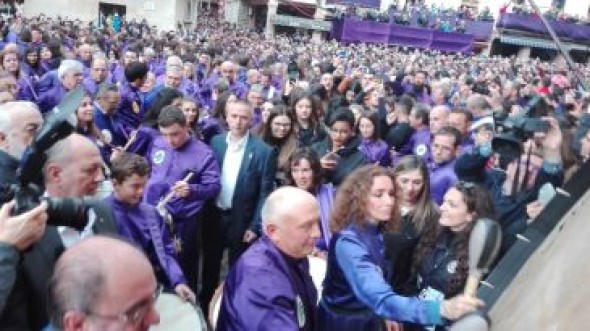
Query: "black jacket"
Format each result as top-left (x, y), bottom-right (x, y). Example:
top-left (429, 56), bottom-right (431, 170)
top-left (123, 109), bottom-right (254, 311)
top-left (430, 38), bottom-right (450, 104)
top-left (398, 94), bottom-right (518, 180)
top-left (312, 136), bottom-right (367, 186)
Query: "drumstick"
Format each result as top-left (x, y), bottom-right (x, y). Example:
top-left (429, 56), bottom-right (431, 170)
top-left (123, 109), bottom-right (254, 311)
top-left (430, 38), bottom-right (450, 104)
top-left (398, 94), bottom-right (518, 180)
top-left (122, 130), bottom-right (138, 151)
top-left (161, 172), bottom-right (195, 205)
top-left (464, 218), bottom-right (502, 297)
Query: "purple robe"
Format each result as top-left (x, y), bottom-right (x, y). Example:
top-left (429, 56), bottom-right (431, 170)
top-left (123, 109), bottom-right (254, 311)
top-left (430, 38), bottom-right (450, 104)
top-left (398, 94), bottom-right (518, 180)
top-left (429, 160), bottom-right (458, 205)
top-left (83, 77), bottom-right (101, 98)
top-left (126, 125), bottom-right (160, 156)
top-left (105, 195), bottom-right (187, 287)
top-left (217, 236), bottom-right (317, 331)
top-left (144, 135), bottom-right (221, 220)
top-left (110, 63), bottom-right (127, 85)
top-left (359, 138), bottom-right (390, 166)
top-left (35, 71), bottom-right (67, 114)
top-left (316, 183), bottom-right (335, 251)
top-left (117, 82), bottom-right (145, 133)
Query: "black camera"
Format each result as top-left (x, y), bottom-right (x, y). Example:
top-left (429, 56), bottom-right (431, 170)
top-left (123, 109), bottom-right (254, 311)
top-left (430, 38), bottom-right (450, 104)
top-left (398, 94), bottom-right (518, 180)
top-left (10, 87), bottom-right (95, 230)
top-left (492, 96), bottom-right (550, 165)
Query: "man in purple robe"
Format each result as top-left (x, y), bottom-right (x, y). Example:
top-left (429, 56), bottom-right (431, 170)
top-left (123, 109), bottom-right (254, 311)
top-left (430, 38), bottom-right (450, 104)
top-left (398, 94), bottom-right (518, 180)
top-left (106, 153), bottom-right (195, 302)
top-left (83, 57), bottom-right (110, 98)
top-left (144, 105), bottom-right (221, 293)
top-left (116, 61), bottom-right (149, 134)
top-left (217, 187), bottom-right (320, 331)
top-left (110, 47), bottom-right (139, 84)
top-left (429, 126), bottom-right (460, 205)
top-left (36, 60), bottom-right (84, 114)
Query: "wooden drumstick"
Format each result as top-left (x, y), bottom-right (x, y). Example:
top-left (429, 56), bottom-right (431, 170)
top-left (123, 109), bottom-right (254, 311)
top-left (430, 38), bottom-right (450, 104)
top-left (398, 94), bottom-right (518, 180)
top-left (122, 130), bottom-right (138, 152)
top-left (464, 218), bottom-right (502, 297)
top-left (161, 172), bottom-right (195, 205)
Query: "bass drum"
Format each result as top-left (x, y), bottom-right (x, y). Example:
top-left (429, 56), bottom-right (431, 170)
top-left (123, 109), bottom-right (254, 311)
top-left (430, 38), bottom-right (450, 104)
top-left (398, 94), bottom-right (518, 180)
top-left (150, 293), bottom-right (206, 331)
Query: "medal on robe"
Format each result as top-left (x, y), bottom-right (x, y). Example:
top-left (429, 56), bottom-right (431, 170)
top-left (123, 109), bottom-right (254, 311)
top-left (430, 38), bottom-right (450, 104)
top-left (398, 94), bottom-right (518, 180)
top-left (295, 295), bottom-right (305, 328)
top-left (173, 235), bottom-right (182, 253)
top-left (132, 101), bottom-right (140, 114)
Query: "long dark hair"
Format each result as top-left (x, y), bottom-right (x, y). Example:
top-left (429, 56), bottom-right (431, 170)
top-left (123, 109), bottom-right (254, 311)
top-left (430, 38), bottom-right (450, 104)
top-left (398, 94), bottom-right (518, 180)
top-left (142, 88), bottom-right (183, 128)
top-left (413, 182), bottom-right (495, 297)
top-left (286, 147), bottom-right (323, 192)
top-left (260, 104), bottom-right (298, 171)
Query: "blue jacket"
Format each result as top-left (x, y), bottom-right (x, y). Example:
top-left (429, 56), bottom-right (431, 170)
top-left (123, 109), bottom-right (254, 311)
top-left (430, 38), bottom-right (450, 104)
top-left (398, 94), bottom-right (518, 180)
top-left (210, 133), bottom-right (276, 235)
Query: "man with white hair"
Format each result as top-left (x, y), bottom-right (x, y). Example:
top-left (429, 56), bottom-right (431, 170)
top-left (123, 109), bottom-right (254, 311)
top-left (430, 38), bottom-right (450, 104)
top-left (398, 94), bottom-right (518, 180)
top-left (36, 59), bottom-right (84, 114)
top-left (0, 101), bottom-right (43, 189)
top-left (217, 187), bottom-right (320, 331)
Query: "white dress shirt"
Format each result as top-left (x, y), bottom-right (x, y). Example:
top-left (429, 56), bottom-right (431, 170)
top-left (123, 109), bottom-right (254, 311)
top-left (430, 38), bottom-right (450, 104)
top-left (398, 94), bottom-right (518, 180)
top-left (216, 133), bottom-right (248, 210)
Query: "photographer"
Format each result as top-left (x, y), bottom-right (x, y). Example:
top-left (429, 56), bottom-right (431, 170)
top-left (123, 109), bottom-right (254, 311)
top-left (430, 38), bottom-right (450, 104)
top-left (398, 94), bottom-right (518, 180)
top-left (454, 116), bottom-right (563, 253)
top-left (0, 201), bottom-right (47, 314)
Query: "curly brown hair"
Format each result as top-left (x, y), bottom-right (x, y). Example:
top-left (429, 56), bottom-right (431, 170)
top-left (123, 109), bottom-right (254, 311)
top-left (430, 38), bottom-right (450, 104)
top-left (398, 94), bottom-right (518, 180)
top-left (330, 165), bottom-right (400, 233)
top-left (412, 182), bottom-right (495, 297)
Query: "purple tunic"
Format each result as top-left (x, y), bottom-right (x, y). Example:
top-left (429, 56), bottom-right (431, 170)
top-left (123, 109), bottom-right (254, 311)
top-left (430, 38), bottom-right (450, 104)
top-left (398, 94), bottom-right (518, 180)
top-left (105, 195), bottom-right (186, 287)
top-left (217, 236), bottom-right (317, 331)
top-left (359, 138), bottom-right (390, 166)
top-left (144, 135), bottom-right (221, 221)
top-left (316, 183), bottom-right (335, 251)
top-left (117, 82), bottom-right (145, 133)
top-left (126, 125), bottom-right (160, 156)
top-left (429, 160), bottom-right (458, 205)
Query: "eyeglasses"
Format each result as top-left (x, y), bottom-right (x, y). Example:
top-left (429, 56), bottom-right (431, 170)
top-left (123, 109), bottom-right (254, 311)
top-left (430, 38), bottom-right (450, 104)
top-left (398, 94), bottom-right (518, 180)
top-left (86, 284), bottom-right (162, 325)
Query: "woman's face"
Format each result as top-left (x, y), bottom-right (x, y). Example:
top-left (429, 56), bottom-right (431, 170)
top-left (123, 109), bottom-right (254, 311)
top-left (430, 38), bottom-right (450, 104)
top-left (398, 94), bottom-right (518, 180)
top-left (261, 102), bottom-right (273, 124)
top-left (41, 47), bottom-right (52, 60)
top-left (271, 114), bottom-right (291, 139)
top-left (26, 52), bottom-right (38, 65)
top-left (295, 98), bottom-right (312, 122)
top-left (439, 187), bottom-right (474, 232)
top-left (358, 117), bottom-right (375, 139)
top-left (396, 169), bottom-right (424, 205)
top-left (2, 53), bottom-right (19, 73)
top-left (291, 158), bottom-right (314, 191)
top-left (366, 175), bottom-right (396, 222)
top-left (76, 96), bottom-right (94, 124)
top-left (181, 101), bottom-right (198, 126)
top-left (369, 90), bottom-right (380, 107)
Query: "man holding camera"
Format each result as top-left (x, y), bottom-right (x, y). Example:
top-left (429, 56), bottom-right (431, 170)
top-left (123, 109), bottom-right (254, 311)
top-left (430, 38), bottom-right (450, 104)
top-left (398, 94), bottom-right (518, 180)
top-left (454, 117), bottom-right (563, 253)
top-left (0, 133), bottom-right (118, 330)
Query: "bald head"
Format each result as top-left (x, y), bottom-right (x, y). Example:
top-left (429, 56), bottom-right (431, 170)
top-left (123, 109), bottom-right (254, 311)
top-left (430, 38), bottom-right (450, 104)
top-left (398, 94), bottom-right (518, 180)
top-left (44, 133), bottom-right (104, 197)
top-left (262, 187), bottom-right (321, 258)
top-left (221, 61), bottom-right (236, 81)
top-left (48, 236), bottom-right (156, 330)
top-left (262, 186), bottom-right (318, 229)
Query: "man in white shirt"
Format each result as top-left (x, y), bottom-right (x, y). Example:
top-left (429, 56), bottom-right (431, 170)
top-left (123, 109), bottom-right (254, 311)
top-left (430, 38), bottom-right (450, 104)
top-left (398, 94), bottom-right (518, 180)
top-left (201, 100), bottom-right (276, 315)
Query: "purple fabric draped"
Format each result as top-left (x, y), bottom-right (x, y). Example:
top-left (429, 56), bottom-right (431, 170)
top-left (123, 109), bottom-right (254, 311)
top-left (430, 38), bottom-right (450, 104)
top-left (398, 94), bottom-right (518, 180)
top-left (316, 183), bottom-right (335, 251)
top-left (497, 13), bottom-right (590, 42)
top-left (331, 19), bottom-right (474, 53)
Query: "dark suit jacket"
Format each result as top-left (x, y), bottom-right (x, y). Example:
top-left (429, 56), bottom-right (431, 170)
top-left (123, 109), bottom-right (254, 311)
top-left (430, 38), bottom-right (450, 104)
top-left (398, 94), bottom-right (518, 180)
top-left (210, 133), bottom-right (276, 239)
top-left (0, 200), bottom-right (118, 331)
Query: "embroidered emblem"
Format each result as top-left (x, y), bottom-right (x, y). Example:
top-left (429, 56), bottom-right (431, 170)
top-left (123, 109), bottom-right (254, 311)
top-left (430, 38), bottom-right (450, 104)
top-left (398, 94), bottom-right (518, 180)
top-left (295, 295), bottom-right (306, 328)
top-left (132, 101), bottom-right (140, 114)
top-left (447, 260), bottom-right (458, 274)
top-left (152, 150), bottom-right (165, 165)
top-left (415, 144), bottom-right (427, 156)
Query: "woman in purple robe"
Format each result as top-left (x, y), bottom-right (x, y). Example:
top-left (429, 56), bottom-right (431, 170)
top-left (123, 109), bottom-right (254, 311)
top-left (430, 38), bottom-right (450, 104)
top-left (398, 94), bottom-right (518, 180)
top-left (357, 111), bottom-right (390, 166)
top-left (74, 93), bottom-right (112, 164)
top-left (0, 48), bottom-right (36, 101)
top-left (286, 147), bottom-right (335, 254)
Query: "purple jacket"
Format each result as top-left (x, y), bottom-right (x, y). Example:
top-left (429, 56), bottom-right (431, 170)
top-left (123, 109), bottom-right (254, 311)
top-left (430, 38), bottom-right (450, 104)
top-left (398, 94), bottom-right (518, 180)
top-left (35, 71), bottom-right (67, 114)
top-left (126, 125), bottom-right (160, 156)
top-left (217, 236), bottom-right (317, 331)
top-left (144, 136), bottom-right (221, 221)
top-left (105, 195), bottom-right (186, 287)
top-left (117, 82), bottom-right (145, 133)
top-left (429, 160), bottom-right (458, 205)
top-left (359, 138), bottom-right (390, 166)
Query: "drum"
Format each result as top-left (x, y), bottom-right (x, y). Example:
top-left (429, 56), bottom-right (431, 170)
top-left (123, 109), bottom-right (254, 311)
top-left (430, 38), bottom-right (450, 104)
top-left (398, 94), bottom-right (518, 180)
top-left (308, 256), bottom-right (327, 302)
top-left (150, 293), bottom-right (205, 331)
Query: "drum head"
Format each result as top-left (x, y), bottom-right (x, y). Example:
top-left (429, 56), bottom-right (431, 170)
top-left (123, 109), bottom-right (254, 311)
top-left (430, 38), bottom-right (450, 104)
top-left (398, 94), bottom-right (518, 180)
top-left (150, 293), bottom-right (203, 330)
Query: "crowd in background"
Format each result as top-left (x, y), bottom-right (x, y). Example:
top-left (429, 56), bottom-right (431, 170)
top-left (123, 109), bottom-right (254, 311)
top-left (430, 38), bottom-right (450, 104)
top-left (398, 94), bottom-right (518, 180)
top-left (0, 8), bottom-right (589, 330)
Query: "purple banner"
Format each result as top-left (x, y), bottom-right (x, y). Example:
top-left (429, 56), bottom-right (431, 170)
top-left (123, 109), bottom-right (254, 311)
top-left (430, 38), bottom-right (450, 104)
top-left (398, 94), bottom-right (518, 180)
top-left (326, 0), bottom-right (381, 9)
top-left (497, 13), bottom-right (590, 42)
top-left (331, 18), bottom-right (474, 53)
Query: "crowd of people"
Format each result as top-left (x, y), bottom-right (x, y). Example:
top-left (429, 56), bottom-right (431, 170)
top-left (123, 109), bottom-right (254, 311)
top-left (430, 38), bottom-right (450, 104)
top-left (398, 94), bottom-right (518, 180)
top-left (0, 8), bottom-right (589, 331)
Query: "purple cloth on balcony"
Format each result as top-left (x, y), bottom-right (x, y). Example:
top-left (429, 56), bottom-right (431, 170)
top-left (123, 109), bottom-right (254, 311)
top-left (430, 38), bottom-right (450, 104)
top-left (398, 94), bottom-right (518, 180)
top-left (331, 19), bottom-right (475, 53)
top-left (497, 13), bottom-right (590, 42)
